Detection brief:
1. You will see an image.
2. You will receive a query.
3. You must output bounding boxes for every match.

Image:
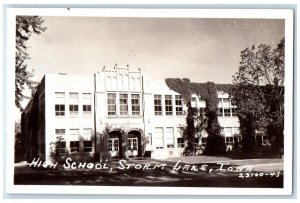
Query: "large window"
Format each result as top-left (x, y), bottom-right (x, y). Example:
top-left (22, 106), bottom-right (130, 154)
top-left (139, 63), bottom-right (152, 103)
top-left (224, 108), bottom-right (231, 117)
top-left (83, 128), bottom-right (93, 152)
top-left (218, 108), bottom-right (223, 116)
top-left (119, 94), bottom-right (128, 115)
top-left (154, 127), bottom-right (163, 149)
top-left (165, 95), bottom-right (173, 115)
top-left (231, 107), bottom-right (237, 116)
top-left (83, 141), bottom-right (92, 152)
top-left (177, 138), bottom-right (185, 148)
top-left (165, 127), bottom-right (174, 148)
top-left (154, 95), bottom-right (162, 115)
top-left (175, 95), bottom-right (183, 115)
top-left (55, 129), bottom-right (66, 153)
top-left (107, 93), bottom-right (116, 115)
top-left (69, 93), bottom-right (79, 116)
top-left (55, 92), bottom-right (65, 116)
top-left (83, 93), bottom-right (92, 115)
top-left (70, 129), bottom-right (80, 153)
top-left (131, 94), bottom-right (140, 116)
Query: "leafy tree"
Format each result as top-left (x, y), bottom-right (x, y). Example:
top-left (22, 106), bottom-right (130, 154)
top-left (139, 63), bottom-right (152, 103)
top-left (15, 16), bottom-right (46, 111)
top-left (232, 38), bottom-right (284, 155)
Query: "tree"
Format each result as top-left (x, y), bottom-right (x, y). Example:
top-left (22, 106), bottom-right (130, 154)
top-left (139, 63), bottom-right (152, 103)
top-left (15, 16), bottom-right (46, 111)
top-left (232, 38), bottom-right (284, 155)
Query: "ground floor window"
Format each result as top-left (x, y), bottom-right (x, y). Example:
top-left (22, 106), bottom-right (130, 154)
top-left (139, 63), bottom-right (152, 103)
top-left (154, 127), bottom-right (164, 149)
top-left (83, 141), bottom-right (93, 152)
top-left (225, 137), bottom-right (234, 145)
top-left (70, 141), bottom-right (80, 152)
top-left (177, 138), bottom-right (185, 148)
top-left (56, 141), bottom-right (66, 153)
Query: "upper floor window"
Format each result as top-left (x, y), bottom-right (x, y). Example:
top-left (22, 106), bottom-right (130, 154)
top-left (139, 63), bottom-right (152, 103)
top-left (55, 105), bottom-right (65, 116)
top-left (119, 94), bottom-right (128, 116)
top-left (154, 95), bottom-right (162, 115)
top-left (55, 92), bottom-right (65, 116)
top-left (231, 107), bottom-right (237, 116)
top-left (175, 95), bottom-right (183, 115)
top-left (224, 108), bottom-right (231, 117)
top-left (69, 93), bottom-right (79, 115)
top-left (83, 93), bottom-right (92, 115)
top-left (218, 108), bottom-right (223, 116)
top-left (107, 93), bottom-right (116, 116)
top-left (165, 95), bottom-right (173, 115)
top-left (131, 94), bottom-right (140, 116)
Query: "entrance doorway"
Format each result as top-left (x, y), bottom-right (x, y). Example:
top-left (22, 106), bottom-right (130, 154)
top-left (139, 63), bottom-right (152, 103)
top-left (108, 131), bottom-right (122, 158)
top-left (128, 130), bottom-right (142, 157)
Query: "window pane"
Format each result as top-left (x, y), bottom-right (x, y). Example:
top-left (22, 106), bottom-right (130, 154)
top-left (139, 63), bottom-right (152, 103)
top-left (165, 95), bottom-right (173, 115)
top-left (120, 94), bottom-right (128, 115)
top-left (175, 95), bottom-right (183, 115)
top-left (107, 93), bottom-right (116, 115)
top-left (131, 94), bottom-right (140, 115)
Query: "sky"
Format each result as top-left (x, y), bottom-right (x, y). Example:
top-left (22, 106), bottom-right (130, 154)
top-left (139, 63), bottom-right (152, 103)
top-left (15, 16), bottom-right (284, 118)
top-left (26, 16), bottom-right (284, 83)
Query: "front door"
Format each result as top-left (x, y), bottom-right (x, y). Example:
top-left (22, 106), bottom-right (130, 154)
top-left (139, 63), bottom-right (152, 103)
top-left (108, 138), bottom-right (119, 157)
top-left (128, 137), bottom-right (138, 157)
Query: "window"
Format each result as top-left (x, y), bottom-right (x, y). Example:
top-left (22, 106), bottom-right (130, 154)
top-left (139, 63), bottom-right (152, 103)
top-left (55, 105), bottom-right (65, 116)
top-left (199, 108), bottom-right (206, 116)
top-left (70, 129), bottom-right (79, 153)
top-left (224, 127), bottom-right (232, 137)
top-left (231, 107), bottom-right (237, 116)
top-left (70, 141), bottom-right (80, 153)
top-left (218, 98), bottom-right (223, 106)
top-left (201, 137), bottom-right (207, 146)
top-left (83, 105), bottom-right (91, 114)
top-left (154, 127), bottom-right (163, 149)
top-left (131, 94), bottom-right (140, 116)
top-left (83, 93), bottom-right (92, 115)
top-left (175, 95), bottom-right (183, 115)
top-left (165, 95), bottom-right (173, 115)
top-left (69, 105), bottom-right (79, 115)
top-left (218, 108), bottom-right (223, 116)
top-left (55, 92), bottom-right (65, 116)
top-left (83, 141), bottom-right (93, 152)
top-left (56, 142), bottom-right (66, 154)
top-left (165, 127), bottom-right (174, 148)
top-left (154, 95), bottom-right (162, 115)
top-left (55, 129), bottom-right (66, 153)
top-left (177, 138), bottom-right (185, 148)
top-left (119, 94), bottom-right (128, 115)
top-left (69, 93), bottom-right (79, 115)
top-left (225, 137), bottom-right (234, 144)
top-left (107, 93), bottom-right (116, 115)
top-left (224, 108), bottom-right (231, 117)
top-left (191, 97), bottom-right (197, 108)
top-left (128, 138), bottom-right (138, 150)
top-left (223, 98), bottom-right (230, 103)
top-left (83, 128), bottom-right (93, 140)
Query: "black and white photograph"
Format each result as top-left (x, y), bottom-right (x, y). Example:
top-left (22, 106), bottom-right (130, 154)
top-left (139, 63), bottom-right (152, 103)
top-left (5, 8), bottom-right (294, 195)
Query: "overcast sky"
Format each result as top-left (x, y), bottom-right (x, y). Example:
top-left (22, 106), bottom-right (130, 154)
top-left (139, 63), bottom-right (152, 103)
top-left (26, 16), bottom-right (284, 84)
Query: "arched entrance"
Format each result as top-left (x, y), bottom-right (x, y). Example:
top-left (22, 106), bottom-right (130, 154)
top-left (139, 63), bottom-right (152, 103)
top-left (108, 131), bottom-right (123, 158)
top-left (127, 130), bottom-right (142, 157)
